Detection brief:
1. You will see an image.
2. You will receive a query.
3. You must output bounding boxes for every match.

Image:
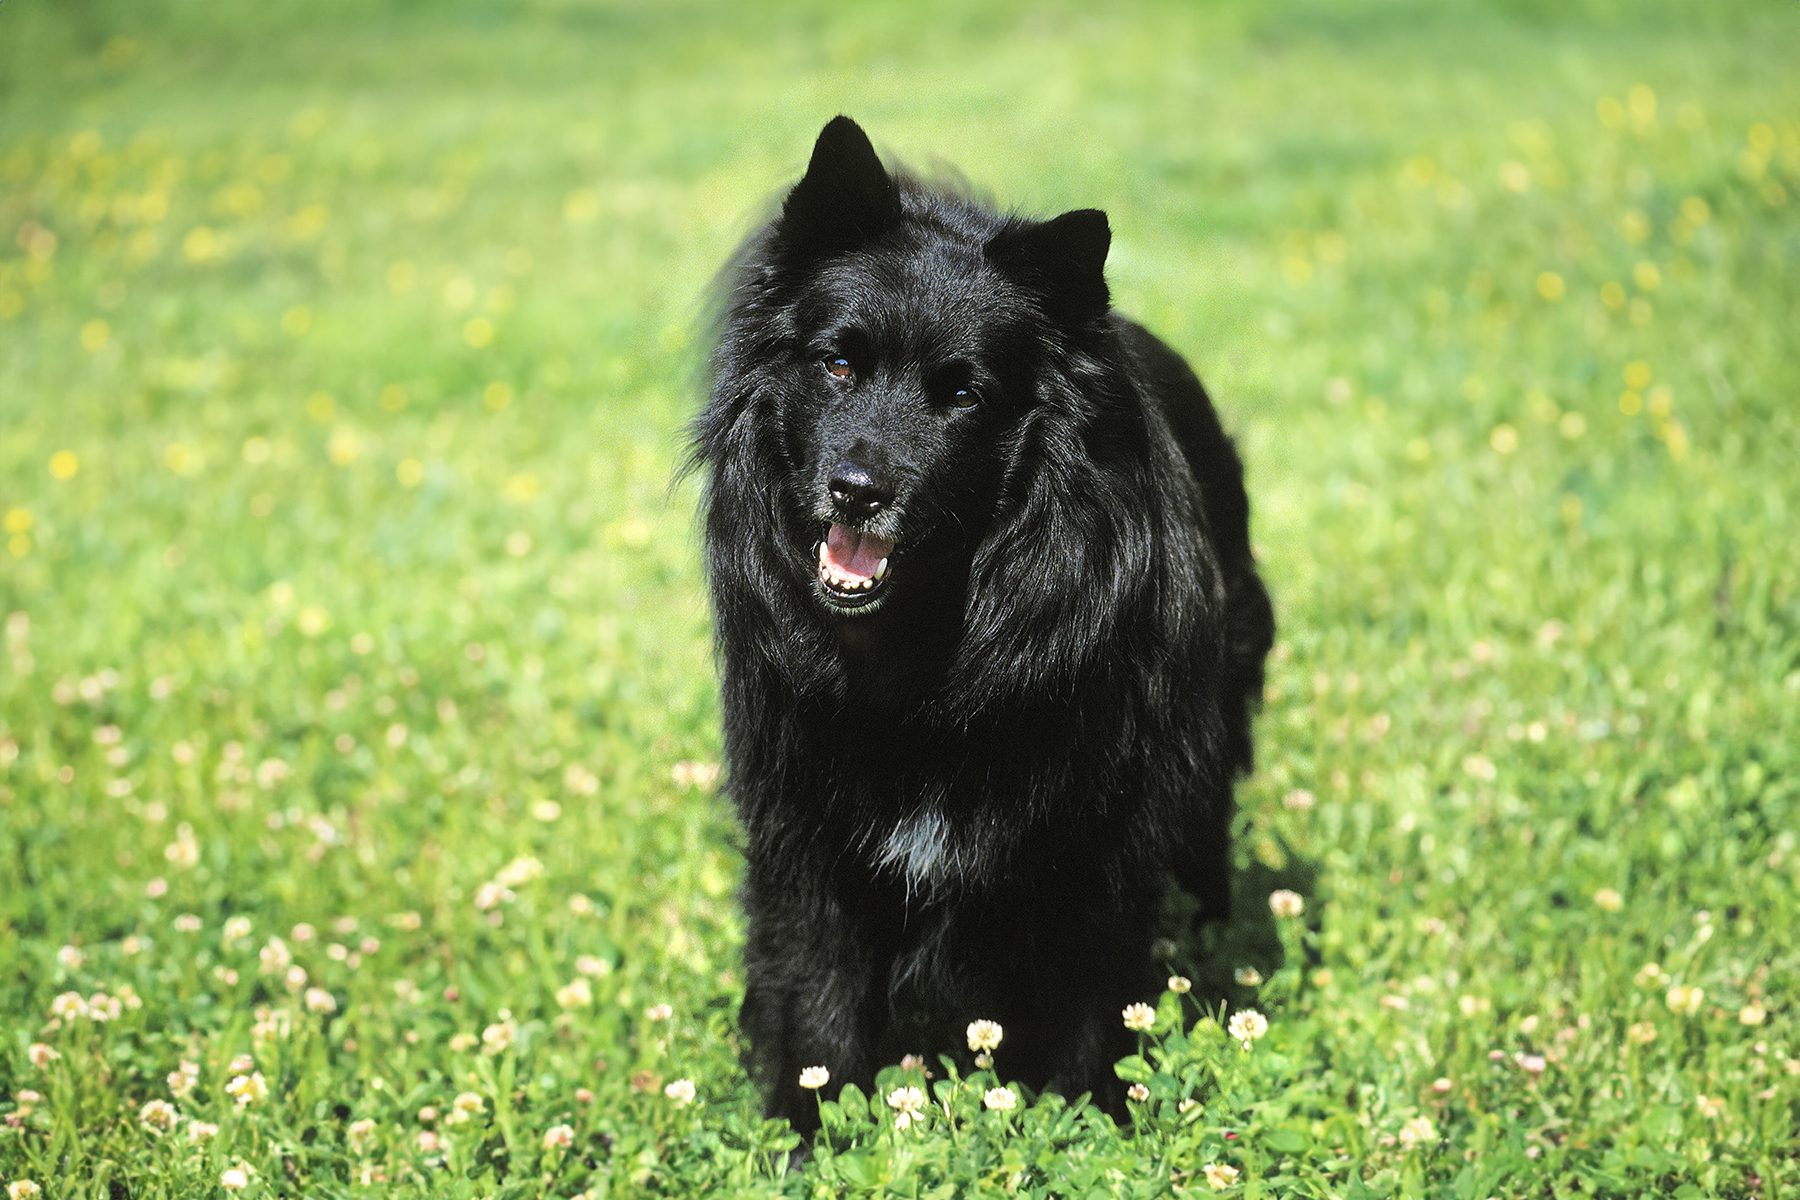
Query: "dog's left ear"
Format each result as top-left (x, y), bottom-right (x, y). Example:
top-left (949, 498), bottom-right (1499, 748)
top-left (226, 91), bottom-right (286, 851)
top-left (779, 116), bottom-right (902, 259)
top-left (985, 209), bottom-right (1111, 324)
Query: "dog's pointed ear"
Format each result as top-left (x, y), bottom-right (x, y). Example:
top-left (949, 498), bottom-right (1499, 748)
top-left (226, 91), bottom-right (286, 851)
top-left (778, 116), bottom-right (901, 258)
top-left (985, 209), bottom-right (1111, 324)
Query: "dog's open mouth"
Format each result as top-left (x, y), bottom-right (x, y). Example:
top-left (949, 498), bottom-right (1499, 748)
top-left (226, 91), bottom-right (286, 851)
top-left (816, 523), bottom-right (895, 611)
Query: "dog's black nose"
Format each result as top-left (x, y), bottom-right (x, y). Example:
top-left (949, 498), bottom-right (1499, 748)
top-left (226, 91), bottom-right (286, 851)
top-left (828, 461), bottom-right (892, 520)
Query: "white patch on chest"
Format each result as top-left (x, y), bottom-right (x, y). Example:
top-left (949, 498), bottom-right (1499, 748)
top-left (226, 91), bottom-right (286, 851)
top-left (876, 808), bottom-right (952, 892)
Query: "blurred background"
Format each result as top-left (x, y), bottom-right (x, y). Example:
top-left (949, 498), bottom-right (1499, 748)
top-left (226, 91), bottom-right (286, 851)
top-left (1, 0), bottom-right (1797, 1192)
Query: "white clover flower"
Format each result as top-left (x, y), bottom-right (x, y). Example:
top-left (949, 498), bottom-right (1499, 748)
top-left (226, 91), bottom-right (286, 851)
top-left (1122, 1002), bottom-right (1156, 1032)
top-left (664, 1078), bottom-right (696, 1106)
top-left (139, 1099), bottom-right (179, 1134)
top-left (27, 1042), bottom-right (59, 1069)
top-left (186, 1120), bottom-right (219, 1144)
top-left (259, 937), bottom-right (293, 974)
top-left (645, 1003), bottom-right (673, 1023)
top-left (229, 1053), bottom-right (256, 1074)
top-left (671, 760), bottom-right (721, 790)
top-left (1203, 1162), bottom-right (1240, 1189)
top-left (416, 1130), bottom-right (443, 1153)
top-left (982, 1086), bottom-right (1016, 1112)
top-left (50, 990), bottom-right (89, 1020)
top-left (543, 1123), bottom-right (576, 1150)
top-left (305, 987), bottom-right (338, 1014)
top-left (165, 827), bottom-right (201, 869)
top-left (222, 916), bottom-right (253, 944)
top-left (252, 1007), bottom-right (292, 1044)
top-left (1592, 887), bottom-right (1624, 912)
top-left (1268, 889), bottom-right (1305, 919)
top-left (1234, 967), bottom-right (1263, 987)
top-left (1227, 1009), bottom-right (1269, 1048)
top-left (494, 855), bottom-right (543, 888)
top-left (473, 881), bottom-right (515, 911)
top-left (481, 1019), bottom-right (517, 1054)
top-left (1167, 975), bottom-right (1192, 995)
top-left (226, 1071), bottom-right (269, 1106)
top-left (555, 978), bottom-right (593, 1009)
top-left (1397, 1113), bottom-right (1438, 1150)
top-left (87, 991), bottom-right (123, 1021)
top-left (575, 955), bottom-right (611, 977)
top-left (168, 1061), bottom-right (200, 1096)
top-left (1665, 984), bottom-right (1705, 1016)
top-left (57, 944), bottom-right (83, 969)
top-left (1626, 1021), bottom-right (1657, 1045)
top-left (347, 1117), bottom-right (377, 1148)
top-left (798, 1066), bottom-right (830, 1090)
top-left (1740, 1003), bottom-right (1767, 1026)
top-left (885, 1085), bottom-right (926, 1115)
top-left (173, 913), bottom-right (203, 933)
top-left (1127, 1083), bottom-right (1150, 1102)
top-left (453, 1091), bottom-right (486, 1115)
top-left (965, 1019), bottom-right (1004, 1053)
top-left (8, 1184), bottom-right (42, 1200)
top-left (220, 1164), bottom-right (253, 1192)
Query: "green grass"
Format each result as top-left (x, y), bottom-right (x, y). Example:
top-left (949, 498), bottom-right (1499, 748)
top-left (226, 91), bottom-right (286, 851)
top-left (3, 0), bottom-right (1798, 1195)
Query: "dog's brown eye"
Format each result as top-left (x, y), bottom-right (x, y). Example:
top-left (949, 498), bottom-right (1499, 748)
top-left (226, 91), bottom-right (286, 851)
top-left (823, 355), bottom-right (855, 381)
top-left (950, 385), bottom-right (980, 408)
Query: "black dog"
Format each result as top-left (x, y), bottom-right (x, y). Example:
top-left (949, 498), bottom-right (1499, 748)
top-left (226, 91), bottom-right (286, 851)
top-left (690, 117), bottom-right (1273, 1132)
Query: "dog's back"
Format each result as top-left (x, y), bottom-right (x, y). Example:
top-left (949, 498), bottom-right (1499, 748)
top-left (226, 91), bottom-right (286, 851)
top-left (1121, 317), bottom-right (1275, 776)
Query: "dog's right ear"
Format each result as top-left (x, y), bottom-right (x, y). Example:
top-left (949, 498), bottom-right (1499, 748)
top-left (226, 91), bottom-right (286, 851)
top-left (777, 116), bottom-right (901, 259)
top-left (985, 209), bottom-right (1111, 325)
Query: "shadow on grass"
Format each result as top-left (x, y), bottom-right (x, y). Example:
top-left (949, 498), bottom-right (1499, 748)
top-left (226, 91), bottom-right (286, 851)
top-left (1162, 834), bottom-right (1320, 1009)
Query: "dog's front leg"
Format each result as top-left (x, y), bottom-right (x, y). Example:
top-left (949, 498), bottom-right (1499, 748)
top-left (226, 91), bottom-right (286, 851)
top-left (739, 866), bottom-right (882, 1136)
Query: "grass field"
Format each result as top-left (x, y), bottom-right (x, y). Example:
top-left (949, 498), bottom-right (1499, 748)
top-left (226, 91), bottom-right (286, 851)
top-left (3, 0), bottom-right (1798, 1195)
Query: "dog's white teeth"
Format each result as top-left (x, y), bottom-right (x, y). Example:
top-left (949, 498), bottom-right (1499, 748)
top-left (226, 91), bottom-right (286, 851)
top-left (816, 551), bottom-right (887, 596)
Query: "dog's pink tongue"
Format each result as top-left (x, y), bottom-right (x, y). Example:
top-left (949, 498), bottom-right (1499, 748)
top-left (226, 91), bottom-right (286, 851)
top-left (824, 523), bottom-right (893, 579)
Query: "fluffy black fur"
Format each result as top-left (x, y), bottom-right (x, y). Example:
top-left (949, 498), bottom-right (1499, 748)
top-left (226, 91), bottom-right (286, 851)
top-left (690, 116), bottom-right (1274, 1132)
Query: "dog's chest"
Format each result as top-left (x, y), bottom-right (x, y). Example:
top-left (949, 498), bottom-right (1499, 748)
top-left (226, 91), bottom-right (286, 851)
top-left (874, 808), bottom-right (955, 892)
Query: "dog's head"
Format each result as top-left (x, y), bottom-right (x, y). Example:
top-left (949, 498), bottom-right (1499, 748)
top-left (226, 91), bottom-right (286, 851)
top-left (727, 116), bottom-right (1115, 621)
